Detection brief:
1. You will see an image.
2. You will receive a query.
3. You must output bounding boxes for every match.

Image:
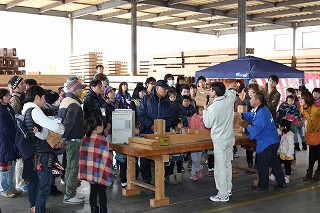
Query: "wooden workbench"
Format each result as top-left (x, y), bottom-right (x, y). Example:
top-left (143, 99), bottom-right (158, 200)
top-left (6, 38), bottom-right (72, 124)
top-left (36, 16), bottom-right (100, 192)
top-left (110, 135), bottom-right (255, 207)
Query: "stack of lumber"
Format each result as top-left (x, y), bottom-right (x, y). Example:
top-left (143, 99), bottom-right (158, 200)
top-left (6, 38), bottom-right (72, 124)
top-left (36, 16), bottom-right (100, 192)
top-left (137, 60), bottom-right (151, 76)
top-left (295, 55), bottom-right (320, 72)
top-left (0, 75), bottom-right (68, 91)
top-left (69, 52), bottom-right (103, 84)
top-left (148, 48), bottom-right (254, 79)
top-left (264, 56), bottom-right (295, 67)
top-left (104, 61), bottom-right (129, 76)
top-left (128, 137), bottom-right (159, 150)
top-left (0, 48), bottom-right (26, 75)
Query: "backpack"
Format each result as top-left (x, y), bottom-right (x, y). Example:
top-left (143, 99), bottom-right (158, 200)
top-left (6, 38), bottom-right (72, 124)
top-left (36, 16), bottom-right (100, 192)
top-left (14, 108), bottom-right (35, 160)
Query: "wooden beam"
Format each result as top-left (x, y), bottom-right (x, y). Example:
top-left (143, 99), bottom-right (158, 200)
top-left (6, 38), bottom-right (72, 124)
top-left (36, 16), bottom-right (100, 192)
top-left (199, 0), bottom-right (238, 11)
top-left (137, 13), bottom-right (158, 21)
top-left (252, 8), bottom-right (301, 18)
top-left (275, 14), bottom-right (320, 23)
top-left (152, 17), bottom-right (184, 26)
top-left (167, 0), bottom-right (186, 5)
top-left (39, 2), bottom-right (64, 13)
top-left (6, 0), bottom-right (25, 10)
top-left (99, 10), bottom-right (129, 20)
top-left (71, 0), bottom-right (128, 18)
top-left (176, 21), bottom-right (210, 29)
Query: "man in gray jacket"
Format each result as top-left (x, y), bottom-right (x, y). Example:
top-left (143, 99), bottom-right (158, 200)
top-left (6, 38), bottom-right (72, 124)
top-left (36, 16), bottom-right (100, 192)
top-left (58, 79), bottom-right (86, 205)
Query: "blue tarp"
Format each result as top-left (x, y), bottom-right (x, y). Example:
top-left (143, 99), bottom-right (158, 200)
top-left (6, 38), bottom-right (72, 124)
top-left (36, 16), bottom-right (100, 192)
top-left (195, 56), bottom-right (304, 79)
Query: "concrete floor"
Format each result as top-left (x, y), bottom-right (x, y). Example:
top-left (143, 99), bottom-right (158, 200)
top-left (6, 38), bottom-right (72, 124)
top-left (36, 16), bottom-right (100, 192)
top-left (0, 148), bottom-right (319, 213)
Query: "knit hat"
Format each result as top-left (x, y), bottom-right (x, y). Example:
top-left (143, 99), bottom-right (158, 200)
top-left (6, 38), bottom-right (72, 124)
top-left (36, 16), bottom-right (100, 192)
top-left (104, 86), bottom-right (116, 96)
top-left (9, 75), bottom-right (23, 89)
top-left (248, 79), bottom-right (257, 85)
top-left (67, 79), bottom-right (86, 93)
top-left (45, 90), bottom-right (59, 105)
top-left (228, 84), bottom-right (238, 91)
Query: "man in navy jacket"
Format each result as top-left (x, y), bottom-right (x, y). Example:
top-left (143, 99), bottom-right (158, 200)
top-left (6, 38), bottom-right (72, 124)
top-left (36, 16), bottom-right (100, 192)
top-left (237, 92), bottom-right (286, 190)
top-left (138, 80), bottom-right (173, 183)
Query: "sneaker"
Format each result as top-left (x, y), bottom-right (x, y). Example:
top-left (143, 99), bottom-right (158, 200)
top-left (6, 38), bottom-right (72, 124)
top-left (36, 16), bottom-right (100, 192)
top-left (181, 167), bottom-right (185, 172)
top-left (190, 174), bottom-right (199, 181)
top-left (269, 174), bottom-right (275, 181)
top-left (207, 170), bottom-right (214, 177)
top-left (10, 188), bottom-right (23, 195)
top-left (1, 191), bottom-right (15, 198)
top-left (19, 184), bottom-right (28, 192)
top-left (273, 184), bottom-right (287, 189)
top-left (63, 197), bottom-right (85, 205)
top-left (31, 206), bottom-right (50, 213)
top-left (196, 170), bottom-right (203, 179)
top-left (50, 185), bottom-right (62, 196)
top-left (209, 195), bottom-right (229, 202)
top-left (234, 152), bottom-right (239, 158)
top-left (187, 165), bottom-right (192, 170)
top-left (121, 182), bottom-right (127, 188)
top-left (77, 195), bottom-right (85, 200)
top-left (285, 176), bottom-right (290, 184)
top-left (228, 190), bottom-right (232, 196)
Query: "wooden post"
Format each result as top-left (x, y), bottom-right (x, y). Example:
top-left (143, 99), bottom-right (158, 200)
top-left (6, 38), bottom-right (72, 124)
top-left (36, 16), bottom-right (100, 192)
top-left (154, 119), bottom-right (166, 134)
top-left (122, 155), bottom-right (141, 196)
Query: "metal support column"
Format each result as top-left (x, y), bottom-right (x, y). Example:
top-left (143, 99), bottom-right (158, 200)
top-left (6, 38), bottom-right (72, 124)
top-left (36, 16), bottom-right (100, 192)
top-left (293, 24), bottom-right (297, 57)
top-left (131, 0), bottom-right (137, 75)
top-left (238, 0), bottom-right (246, 58)
top-left (70, 15), bottom-right (74, 54)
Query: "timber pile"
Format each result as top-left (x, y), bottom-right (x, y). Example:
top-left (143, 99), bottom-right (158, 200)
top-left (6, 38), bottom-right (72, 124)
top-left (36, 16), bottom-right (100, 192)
top-left (295, 55), bottom-right (320, 72)
top-left (128, 119), bottom-right (208, 150)
top-left (104, 61), bottom-right (129, 76)
top-left (0, 75), bottom-right (68, 91)
top-left (0, 48), bottom-right (25, 75)
top-left (148, 48), bottom-right (254, 79)
top-left (69, 52), bottom-right (103, 84)
top-left (137, 60), bottom-right (151, 76)
top-left (265, 56), bottom-right (295, 67)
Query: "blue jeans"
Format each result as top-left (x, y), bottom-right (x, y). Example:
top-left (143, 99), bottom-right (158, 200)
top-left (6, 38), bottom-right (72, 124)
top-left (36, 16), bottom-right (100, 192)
top-left (0, 161), bottom-right (15, 193)
top-left (28, 153), bottom-right (52, 213)
top-left (294, 126), bottom-right (305, 144)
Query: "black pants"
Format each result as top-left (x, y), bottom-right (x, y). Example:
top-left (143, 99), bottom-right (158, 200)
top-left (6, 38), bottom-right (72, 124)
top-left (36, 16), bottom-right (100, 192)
top-left (246, 150), bottom-right (257, 166)
top-left (278, 157), bottom-right (292, 176)
top-left (90, 184), bottom-right (107, 209)
top-left (119, 160), bottom-right (127, 184)
top-left (207, 154), bottom-right (214, 169)
top-left (167, 160), bottom-right (183, 175)
top-left (257, 143), bottom-right (285, 189)
top-left (139, 158), bottom-right (152, 184)
top-left (308, 144), bottom-right (320, 171)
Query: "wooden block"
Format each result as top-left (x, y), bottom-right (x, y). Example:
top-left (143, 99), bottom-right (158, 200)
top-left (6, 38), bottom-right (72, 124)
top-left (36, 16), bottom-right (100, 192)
top-left (0, 48), bottom-right (7, 56)
top-left (154, 119), bottom-right (166, 134)
top-left (169, 134), bottom-right (197, 145)
top-left (150, 197), bottom-right (170, 207)
top-left (233, 114), bottom-right (249, 129)
top-left (7, 48), bottom-right (16, 57)
top-left (128, 137), bottom-right (158, 146)
top-left (144, 133), bottom-right (174, 140)
top-left (9, 59), bottom-right (19, 68)
top-left (237, 105), bottom-right (247, 113)
top-left (128, 142), bottom-right (157, 150)
top-left (195, 88), bottom-right (212, 106)
top-left (122, 188), bottom-right (141, 196)
top-left (195, 130), bottom-right (211, 140)
top-left (18, 59), bottom-right (25, 67)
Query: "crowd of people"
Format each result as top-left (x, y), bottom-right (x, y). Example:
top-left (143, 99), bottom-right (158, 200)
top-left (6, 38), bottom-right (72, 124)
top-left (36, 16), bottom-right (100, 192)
top-left (0, 65), bottom-right (320, 212)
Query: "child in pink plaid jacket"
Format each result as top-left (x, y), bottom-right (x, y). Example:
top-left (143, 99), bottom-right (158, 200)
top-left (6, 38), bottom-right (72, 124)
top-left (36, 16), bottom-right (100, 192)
top-left (78, 115), bottom-right (113, 213)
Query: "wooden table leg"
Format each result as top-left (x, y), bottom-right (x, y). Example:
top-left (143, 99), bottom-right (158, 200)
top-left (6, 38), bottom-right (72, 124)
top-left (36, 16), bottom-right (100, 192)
top-left (123, 155), bottom-right (141, 196)
top-left (150, 157), bottom-right (169, 207)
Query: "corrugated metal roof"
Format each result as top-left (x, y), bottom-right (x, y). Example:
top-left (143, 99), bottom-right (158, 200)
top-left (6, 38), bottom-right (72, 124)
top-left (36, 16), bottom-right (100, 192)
top-left (0, 0), bottom-right (320, 35)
